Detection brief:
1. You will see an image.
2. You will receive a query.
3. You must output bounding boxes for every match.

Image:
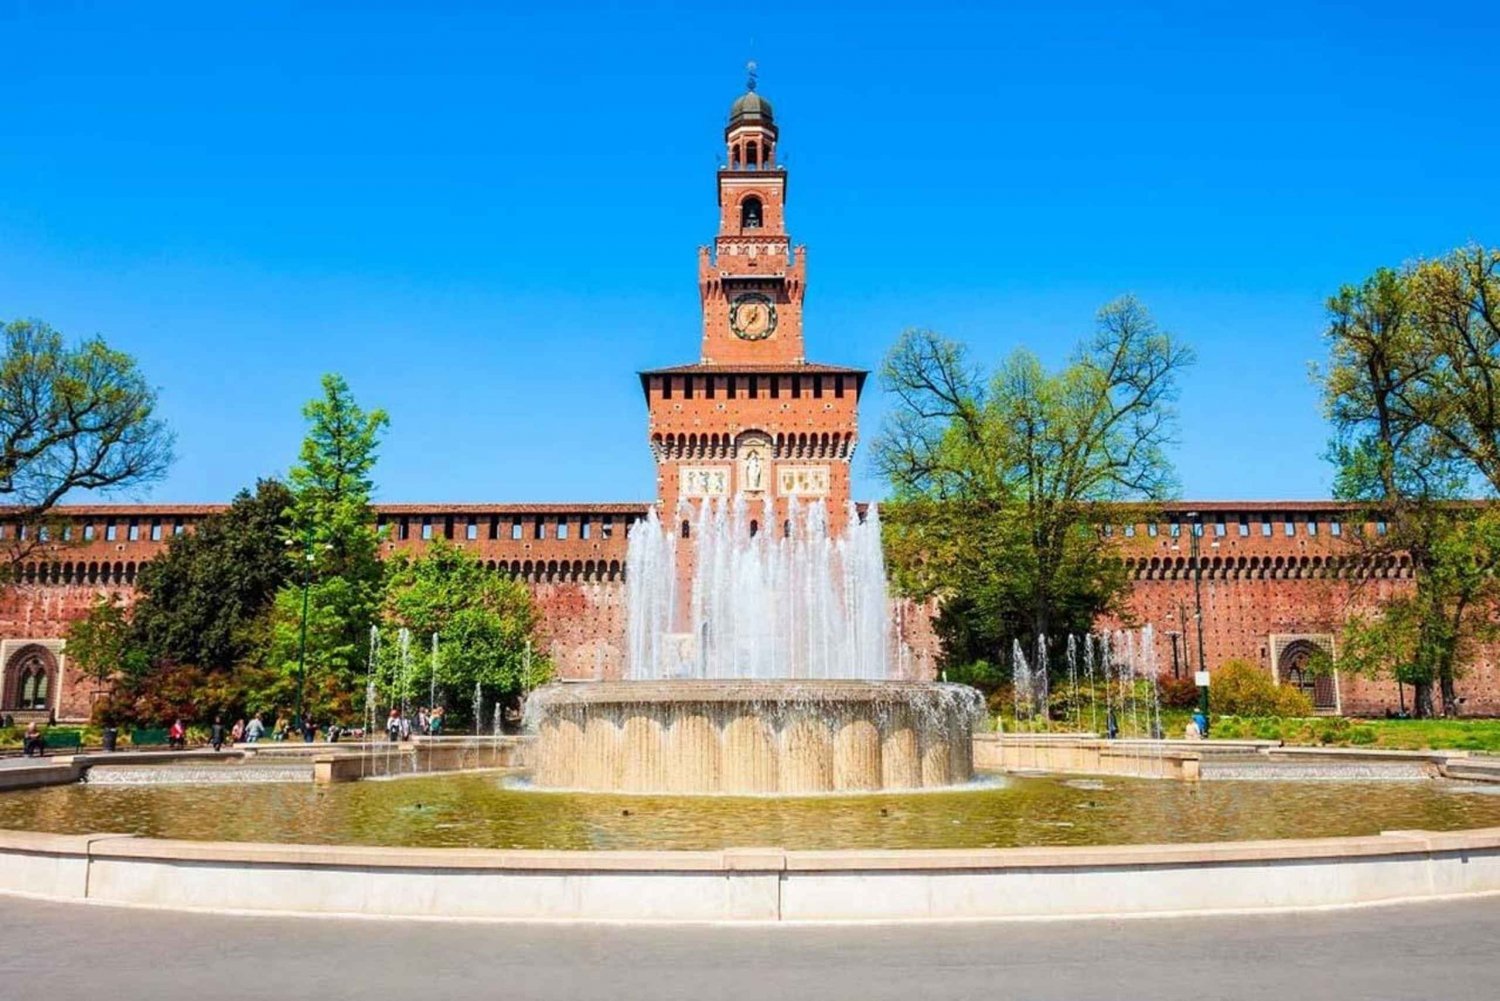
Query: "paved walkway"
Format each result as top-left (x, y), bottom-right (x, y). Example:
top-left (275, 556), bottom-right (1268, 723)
top-left (0, 894), bottom-right (1496, 1000)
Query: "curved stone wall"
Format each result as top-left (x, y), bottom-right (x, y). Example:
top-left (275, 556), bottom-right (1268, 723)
top-left (527, 680), bottom-right (984, 794)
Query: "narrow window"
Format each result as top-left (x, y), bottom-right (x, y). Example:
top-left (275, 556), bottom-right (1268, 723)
top-left (749, 519), bottom-right (759, 537)
top-left (62, 524), bottom-right (73, 542)
top-left (813, 376), bottom-right (824, 399)
top-left (511, 518), bottom-right (523, 541)
top-left (791, 377), bottom-right (802, 399)
top-left (557, 519), bottom-right (570, 541)
top-left (662, 377), bottom-right (672, 400)
top-left (466, 520), bottom-right (478, 541)
top-left (38, 525), bottom-right (49, 542)
top-left (684, 377), bottom-right (694, 400)
top-left (150, 520), bottom-right (162, 541)
top-left (1147, 522), bottom-right (1158, 538)
top-left (399, 519), bottom-right (410, 540)
top-left (489, 516), bottom-right (499, 540)
top-left (1191, 520), bottom-right (1203, 537)
top-left (1238, 514), bottom-right (1249, 537)
top-left (1214, 517), bottom-right (1226, 537)
top-left (705, 378), bottom-right (715, 400)
top-left (443, 516), bottom-right (454, 540)
top-left (770, 377), bottom-right (780, 399)
top-left (1308, 517), bottom-right (1318, 537)
top-left (602, 516), bottom-right (614, 539)
top-left (105, 522), bottom-right (117, 542)
top-left (1376, 519), bottom-right (1388, 536)
top-left (1102, 524), bottom-right (1114, 537)
top-left (783, 520), bottom-right (791, 538)
top-left (834, 376), bottom-right (845, 398)
top-left (1169, 519), bottom-right (1181, 538)
top-left (1284, 516), bottom-right (1295, 537)
top-left (128, 519), bottom-right (140, 541)
top-left (581, 520), bottom-right (592, 540)
top-left (84, 524), bottom-right (96, 542)
top-left (1331, 520), bottom-right (1342, 537)
top-left (1261, 516), bottom-right (1272, 537)
top-left (421, 520), bottom-right (433, 541)
top-left (727, 378), bottom-right (737, 400)
top-left (173, 520), bottom-right (185, 536)
top-left (1123, 523), bottom-right (1136, 538)
top-left (749, 376), bottom-right (759, 399)
top-left (534, 518), bottom-right (545, 541)
top-left (681, 519), bottom-right (691, 539)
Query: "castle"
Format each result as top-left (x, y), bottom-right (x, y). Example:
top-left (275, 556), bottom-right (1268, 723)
top-left (4, 77), bottom-right (1495, 722)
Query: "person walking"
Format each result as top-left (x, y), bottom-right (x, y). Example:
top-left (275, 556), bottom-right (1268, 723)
top-left (386, 708), bottom-right (401, 742)
top-left (244, 714), bottom-right (265, 744)
top-left (210, 715), bottom-right (226, 752)
top-left (301, 717), bottom-right (316, 743)
top-left (230, 718), bottom-right (245, 744)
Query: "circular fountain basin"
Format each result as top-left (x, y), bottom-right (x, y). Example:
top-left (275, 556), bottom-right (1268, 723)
top-left (527, 679), bottom-right (984, 794)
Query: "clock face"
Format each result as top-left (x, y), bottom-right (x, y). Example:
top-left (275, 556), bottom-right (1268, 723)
top-left (730, 292), bottom-right (777, 341)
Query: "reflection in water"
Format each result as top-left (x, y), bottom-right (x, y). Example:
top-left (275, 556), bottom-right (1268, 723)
top-left (1, 772), bottom-right (1498, 852)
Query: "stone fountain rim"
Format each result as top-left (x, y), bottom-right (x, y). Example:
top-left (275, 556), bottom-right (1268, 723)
top-left (527, 679), bottom-right (983, 707)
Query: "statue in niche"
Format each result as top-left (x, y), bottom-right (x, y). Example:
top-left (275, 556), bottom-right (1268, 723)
top-left (744, 447), bottom-right (764, 492)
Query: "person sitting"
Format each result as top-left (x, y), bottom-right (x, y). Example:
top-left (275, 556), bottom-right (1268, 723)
top-left (167, 718), bottom-right (187, 750)
top-left (21, 722), bottom-right (45, 757)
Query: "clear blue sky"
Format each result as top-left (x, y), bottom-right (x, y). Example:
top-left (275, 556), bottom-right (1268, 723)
top-left (2, 1), bottom-right (1496, 505)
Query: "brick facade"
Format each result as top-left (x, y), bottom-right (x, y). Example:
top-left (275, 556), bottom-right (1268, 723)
top-left (1, 80), bottom-right (1486, 721)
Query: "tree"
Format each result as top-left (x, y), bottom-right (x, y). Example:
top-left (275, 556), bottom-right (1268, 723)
top-left (0, 318), bottom-right (174, 567)
top-left (66, 480), bottom-right (295, 724)
top-left (1320, 247), bottom-right (1500, 715)
top-left (270, 374), bottom-right (389, 721)
top-left (130, 479), bottom-right (295, 671)
top-left (65, 593), bottom-right (145, 717)
top-left (381, 540), bottom-right (551, 723)
top-left (875, 296), bottom-right (1193, 672)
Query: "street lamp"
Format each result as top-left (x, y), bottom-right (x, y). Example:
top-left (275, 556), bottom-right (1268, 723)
top-left (286, 530), bottom-right (332, 731)
top-left (1186, 511), bottom-right (1210, 725)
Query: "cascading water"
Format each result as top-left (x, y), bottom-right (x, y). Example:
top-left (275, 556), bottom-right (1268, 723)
top-left (624, 496), bottom-right (890, 680)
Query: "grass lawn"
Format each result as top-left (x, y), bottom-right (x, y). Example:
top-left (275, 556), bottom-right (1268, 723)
top-left (1207, 715), bottom-right (1500, 752)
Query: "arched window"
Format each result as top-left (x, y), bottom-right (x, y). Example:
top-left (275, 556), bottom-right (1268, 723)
top-left (681, 519), bottom-right (691, 539)
top-left (731, 144), bottom-right (741, 169)
top-left (746, 141), bottom-right (758, 168)
top-left (783, 519), bottom-right (791, 538)
top-left (741, 196), bottom-right (763, 229)
top-left (17, 663), bottom-right (48, 710)
top-left (749, 519), bottom-right (759, 537)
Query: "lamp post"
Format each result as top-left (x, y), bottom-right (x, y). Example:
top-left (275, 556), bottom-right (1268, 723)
top-left (287, 530), bottom-right (330, 731)
top-left (1186, 511), bottom-right (1210, 725)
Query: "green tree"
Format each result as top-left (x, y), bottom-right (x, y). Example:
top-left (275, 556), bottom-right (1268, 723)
top-left (875, 297), bottom-right (1192, 673)
top-left (1320, 248), bottom-right (1500, 715)
top-left (270, 374), bottom-right (389, 722)
top-left (381, 540), bottom-right (551, 724)
top-left (65, 593), bottom-right (144, 718)
top-left (0, 318), bottom-right (174, 568)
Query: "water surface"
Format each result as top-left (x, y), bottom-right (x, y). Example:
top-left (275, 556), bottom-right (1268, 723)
top-left (2, 771), bottom-right (1499, 851)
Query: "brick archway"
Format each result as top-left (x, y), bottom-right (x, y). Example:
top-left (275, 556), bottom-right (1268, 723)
top-left (1277, 638), bottom-right (1337, 711)
top-left (3, 643), bottom-right (60, 713)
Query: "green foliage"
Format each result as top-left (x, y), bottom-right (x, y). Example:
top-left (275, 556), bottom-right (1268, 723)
top-left (1320, 247), bottom-right (1500, 716)
top-left (0, 319), bottom-right (174, 546)
top-left (269, 374), bottom-right (389, 720)
top-left (1209, 659), bottom-right (1313, 717)
top-left (132, 479), bottom-right (295, 670)
top-left (875, 298), bottom-right (1192, 667)
top-left (381, 540), bottom-right (551, 713)
top-left (65, 593), bottom-right (145, 693)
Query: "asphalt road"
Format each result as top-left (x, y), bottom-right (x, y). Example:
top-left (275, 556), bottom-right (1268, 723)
top-left (1, 894), bottom-right (1496, 1000)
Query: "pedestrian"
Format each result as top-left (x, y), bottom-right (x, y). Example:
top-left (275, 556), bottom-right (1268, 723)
top-left (429, 706), bottom-right (444, 736)
top-left (168, 718), bottom-right (187, 750)
top-left (1192, 709), bottom-right (1209, 740)
top-left (244, 714), bottom-right (265, 744)
top-left (1105, 706), bottom-right (1119, 740)
top-left (417, 706), bottom-right (429, 736)
top-left (386, 709), bottom-right (401, 742)
top-left (399, 712), bottom-right (412, 741)
top-left (21, 721), bottom-right (44, 757)
top-left (230, 718), bottom-right (245, 744)
top-left (210, 715), bottom-right (226, 752)
top-left (301, 717), bottom-right (316, 743)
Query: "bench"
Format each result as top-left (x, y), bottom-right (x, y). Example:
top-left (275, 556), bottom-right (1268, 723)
top-left (130, 728), bottom-right (170, 747)
top-left (17, 728), bottom-right (82, 756)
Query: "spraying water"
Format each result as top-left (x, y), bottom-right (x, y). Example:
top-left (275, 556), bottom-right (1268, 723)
top-left (624, 497), bottom-right (890, 679)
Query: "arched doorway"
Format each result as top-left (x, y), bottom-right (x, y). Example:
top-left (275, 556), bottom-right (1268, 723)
top-left (1277, 639), bottom-right (1337, 711)
top-left (3, 644), bottom-right (59, 714)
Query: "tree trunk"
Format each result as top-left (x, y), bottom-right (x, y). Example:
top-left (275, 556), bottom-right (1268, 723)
top-left (1413, 680), bottom-right (1436, 719)
top-left (1440, 672), bottom-right (1460, 717)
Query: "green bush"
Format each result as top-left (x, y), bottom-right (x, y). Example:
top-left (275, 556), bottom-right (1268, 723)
top-left (1349, 726), bottom-right (1378, 745)
top-left (1210, 660), bottom-right (1314, 717)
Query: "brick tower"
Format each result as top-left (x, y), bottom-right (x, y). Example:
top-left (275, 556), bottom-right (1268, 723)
top-left (640, 67), bottom-right (866, 536)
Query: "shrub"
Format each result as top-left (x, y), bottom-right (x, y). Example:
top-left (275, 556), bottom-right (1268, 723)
top-left (1349, 726), bottom-right (1378, 745)
top-left (1209, 659), bottom-right (1313, 717)
top-left (1157, 676), bottom-right (1199, 709)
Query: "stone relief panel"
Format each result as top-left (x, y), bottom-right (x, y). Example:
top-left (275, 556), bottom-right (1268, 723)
top-left (679, 466), bottom-right (732, 498)
top-left (777, 464), bottom-right (831, 497)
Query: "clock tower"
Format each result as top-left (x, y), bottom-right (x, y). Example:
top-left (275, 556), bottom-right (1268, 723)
top-left (641, 67), bottom-right (865, 536)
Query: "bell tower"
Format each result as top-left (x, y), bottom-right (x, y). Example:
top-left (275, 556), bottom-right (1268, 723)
top-left (697, 63), bottom-right (807, 365)
top-left (643, 67), bottom-right (865, 536)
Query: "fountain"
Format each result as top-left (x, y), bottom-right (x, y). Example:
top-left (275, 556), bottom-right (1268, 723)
top-left (528, 497), bottom-right (984, 794)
